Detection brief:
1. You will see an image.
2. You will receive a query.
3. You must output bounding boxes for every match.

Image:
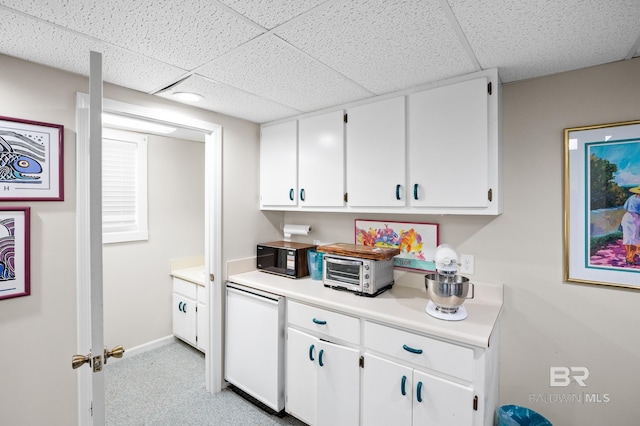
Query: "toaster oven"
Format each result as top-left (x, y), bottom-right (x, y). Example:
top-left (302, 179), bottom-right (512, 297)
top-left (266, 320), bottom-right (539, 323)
top-left (322, 254), bottom-right (394, 296)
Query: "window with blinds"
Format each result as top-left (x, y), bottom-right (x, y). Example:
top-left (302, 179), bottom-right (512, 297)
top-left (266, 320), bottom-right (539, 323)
top-left (102, 128), bottom-right (148, 244)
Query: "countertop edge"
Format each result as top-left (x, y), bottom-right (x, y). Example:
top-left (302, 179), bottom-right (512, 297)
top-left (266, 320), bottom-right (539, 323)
top-left (228, 270), bottom-right (502, 348)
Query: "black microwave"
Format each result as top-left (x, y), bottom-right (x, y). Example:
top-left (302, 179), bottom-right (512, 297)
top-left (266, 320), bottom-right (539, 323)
top-left (257, 241), bottom-right (317, 278)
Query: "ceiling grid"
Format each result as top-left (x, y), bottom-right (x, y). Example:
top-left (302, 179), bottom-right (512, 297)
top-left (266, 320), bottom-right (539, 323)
top-left (0, 0), bottom-right (638, 123)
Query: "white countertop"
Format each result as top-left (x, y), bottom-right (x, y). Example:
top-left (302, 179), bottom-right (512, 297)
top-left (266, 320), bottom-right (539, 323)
top-left (227, 270), bottom-right (502, 348)
top-left (171, 265), bottom-right (206, 286)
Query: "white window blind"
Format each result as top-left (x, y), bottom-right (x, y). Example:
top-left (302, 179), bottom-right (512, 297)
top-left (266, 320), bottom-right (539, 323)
top-left (102, 128), bottom-right (148, 244)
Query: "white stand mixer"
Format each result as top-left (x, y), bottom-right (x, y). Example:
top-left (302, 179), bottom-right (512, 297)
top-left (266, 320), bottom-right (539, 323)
top-left (425, 244), bottom-right (473, 321)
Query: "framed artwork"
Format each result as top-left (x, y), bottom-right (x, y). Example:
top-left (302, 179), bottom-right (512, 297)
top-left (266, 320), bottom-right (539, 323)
top-left (0, 207), bottom-right (30, 300)
top-left (355, 219), bottom-right (439, 272)
top-left (0, 116), bottom-right (64, 201)
top-left (564, 119), bottom-right (640, 289)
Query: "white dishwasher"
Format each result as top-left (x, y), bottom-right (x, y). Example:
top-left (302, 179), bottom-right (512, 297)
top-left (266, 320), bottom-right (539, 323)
top-left (225, 282), bottom-right (285, 412)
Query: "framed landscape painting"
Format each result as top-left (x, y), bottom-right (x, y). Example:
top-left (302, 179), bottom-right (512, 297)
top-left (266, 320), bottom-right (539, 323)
top-left (355, 219), bottom-right (439, 272)
top-left (0, 116), bottom-right (64, 201)
top-left (564, 119), bottom-right (640, 289)
top-left (0, 207), bottom-right (30, 300)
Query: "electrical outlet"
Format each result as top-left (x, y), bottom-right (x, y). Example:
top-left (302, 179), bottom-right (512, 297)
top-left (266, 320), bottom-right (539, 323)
top-left (460, 254), bottom-right (474, 275)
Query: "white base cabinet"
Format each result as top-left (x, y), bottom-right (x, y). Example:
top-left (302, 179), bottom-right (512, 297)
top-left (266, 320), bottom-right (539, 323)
top-left (172, 277), bottom-right (206, 352)
top-left (363, 353), bottom-right (473, 426)
top-left (286, 301), bottom-right (360, 426)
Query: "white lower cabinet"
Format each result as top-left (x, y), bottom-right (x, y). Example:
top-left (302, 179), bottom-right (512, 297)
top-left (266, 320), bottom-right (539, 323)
top-left (363, 353), bottom-right (473, 426)
top-left (172, 277), bottom-right (206, 352)
top-left (286, 328), bottom-right (360, 426)
top-left (286, 300), bottom-right (360, 426)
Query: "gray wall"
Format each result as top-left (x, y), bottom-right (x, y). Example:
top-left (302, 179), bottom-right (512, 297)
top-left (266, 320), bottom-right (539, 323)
top-left (284, 57), bottom-right (640, 425)
top-left (103, 134), bottom-right (205, 350)
top-left (0, 53), bottom-right (276, 425)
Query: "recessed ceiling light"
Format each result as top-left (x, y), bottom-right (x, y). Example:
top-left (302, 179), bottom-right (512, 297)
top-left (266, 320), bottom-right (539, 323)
top-left (172, 92), bottom-right (204, 102)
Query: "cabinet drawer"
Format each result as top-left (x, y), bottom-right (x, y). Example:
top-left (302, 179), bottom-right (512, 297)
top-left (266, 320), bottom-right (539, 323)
top-left (287, 300), bottom-right (360, 344)
top-left (364, 321), bottom-right (473, 381)
top-left (173, 277), bottom-right (197, 299)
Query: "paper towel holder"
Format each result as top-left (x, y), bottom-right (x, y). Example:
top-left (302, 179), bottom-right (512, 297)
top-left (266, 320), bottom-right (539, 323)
top-left (283, 223), bottom-right (312, 241)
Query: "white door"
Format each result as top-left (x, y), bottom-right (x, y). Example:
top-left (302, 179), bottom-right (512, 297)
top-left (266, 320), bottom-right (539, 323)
top-left (75, 51), bottom-right (224, 425)
top-left (286, 328), bottom-right (318, 425)
top-left (298, 110), bottom-right (345, 207)
top-left (316, 340), bottom-right (360, 426)
top-left (260, 120), bottom-right (298, 207)
top-left (408, 77), bottom-right (489, 208)
top-left (346, 96), bottom-right (406, 207)
top-left (414, 369), bottom-right (474, 426)
top-left (362, 353), bottom-right (412, 426)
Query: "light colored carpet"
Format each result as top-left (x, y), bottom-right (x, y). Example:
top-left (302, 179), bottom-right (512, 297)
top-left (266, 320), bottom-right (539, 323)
top-left (105, 339), bottom-right (305, 425)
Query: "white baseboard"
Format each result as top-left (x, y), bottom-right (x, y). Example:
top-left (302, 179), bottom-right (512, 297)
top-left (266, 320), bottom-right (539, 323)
top-left (108, 335), bottom-right (176, 364)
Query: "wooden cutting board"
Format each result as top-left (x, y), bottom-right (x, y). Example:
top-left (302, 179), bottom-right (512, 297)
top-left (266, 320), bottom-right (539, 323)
top-left (317, 243), bottom-right (400, 260)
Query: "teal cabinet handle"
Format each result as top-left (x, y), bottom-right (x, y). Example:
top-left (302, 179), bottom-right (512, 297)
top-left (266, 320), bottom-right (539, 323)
top-left (319, 349), bottom-right (324, 367)
top-left (289, 188), bottom-right (294, 201)
top-left (401, 375), bottom-right (407, 396)
top-left (309, 344), bottom-right (315, 362)
top-left (402, 344), bottom-right (423, 354)
top-left (178, 301), bottom-right (183, 312)
top-left (417, 381), bottom-right (423, 403)
top-left (413, 183), bottom-right (419, 200)
top-left (312, 318), bottom-right (327, 325)
top-left (396, 184), bottom-right (401, 200)
top-left (300, 188), bottom-right (306, 202)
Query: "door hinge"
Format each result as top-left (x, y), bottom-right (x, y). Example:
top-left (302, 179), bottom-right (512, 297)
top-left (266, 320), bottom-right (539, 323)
top-left (344, 193), bottom-right (348, 202)
top-left (488, 82), bottom-right (492, 95)
top-left (359, 356), bottom-right (364, 368)
top-left (473, 395), bottom-right (478, 411)
top-left (344, 113), bottom-right (348, 123)
top-left (488, 188), bottom-right (493, 202)
top-left (209, 273), bottom-right (215, 282)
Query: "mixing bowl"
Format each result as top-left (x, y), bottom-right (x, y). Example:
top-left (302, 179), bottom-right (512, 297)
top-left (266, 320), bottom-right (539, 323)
top-left (425, 273), bottom-right (474, 313)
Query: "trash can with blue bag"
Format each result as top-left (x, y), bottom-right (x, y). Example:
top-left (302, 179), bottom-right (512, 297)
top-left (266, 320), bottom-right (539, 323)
top-left (496, 405), bottom-right (552, 426)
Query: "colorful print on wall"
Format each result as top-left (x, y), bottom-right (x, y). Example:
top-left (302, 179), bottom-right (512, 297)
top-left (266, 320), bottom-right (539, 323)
top-left (0, 207), bottom-right (30, 301)
top-left (355, 219), bottom-right (438, 272)
top-left (564, 119), bottom-right (640, 289)
top-left (0, 116), bottom-right (64, 201)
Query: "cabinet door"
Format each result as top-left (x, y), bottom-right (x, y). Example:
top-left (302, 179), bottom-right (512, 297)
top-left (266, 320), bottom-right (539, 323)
top-left (260, 120), bottom-right (298, 207)
top-left (413, 369), bottom-right (474, 426)
top-left (362, 353), bottom-right (412, 426)
top-left (172, 293), bottom-right (196, 346)
top-left (409, 77), bottom-right (489, 208)
top-left (196, 301), bottom-right (207, 352)
top-left (298, 110), bottom-right (345, 207)
top-left (346, 96), bottom-right (406, 207)
top-left (316, 340), bottom-right (360, 426)
top-left (286, 328), bottom-right (318, 425)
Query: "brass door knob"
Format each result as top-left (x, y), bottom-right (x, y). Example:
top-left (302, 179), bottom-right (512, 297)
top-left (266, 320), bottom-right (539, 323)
top-left (72, 353), bottom-right (92, 369)
top-left (104, 345), bottom-right (125, 364)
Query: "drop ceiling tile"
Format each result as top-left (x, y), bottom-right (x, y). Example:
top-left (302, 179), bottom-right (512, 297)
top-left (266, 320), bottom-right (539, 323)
top-left (449, 0), bottom-right (640, 82)
top-left (0, 0), bottom-right (264, 69)
top-left (197, 34), bottom-right (373, 112)
top-left (156, 74), bottom-right (303, 123)
top-left (217, 0), bottom-right (327, 29)
top-left (275, 0), bottom-right (477, 94)
top-left (0, 8), bottom-right (187, 92)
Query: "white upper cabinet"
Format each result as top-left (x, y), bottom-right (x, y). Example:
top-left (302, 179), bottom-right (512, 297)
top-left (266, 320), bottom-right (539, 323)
top-left (408, 77), bottom-right (491, 209)
top-left (298, 110), bottom-right (345, 208)
top-left (346, 96), bottom-right (406, 207)
top-left (260, 120), bottom-right (298, 207)
top-left (259, 69), bottom-right (502, 215)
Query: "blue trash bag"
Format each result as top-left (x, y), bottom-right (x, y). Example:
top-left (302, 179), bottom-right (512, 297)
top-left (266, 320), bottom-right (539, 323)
top-left (496, 405), bottom-right (552, 426)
